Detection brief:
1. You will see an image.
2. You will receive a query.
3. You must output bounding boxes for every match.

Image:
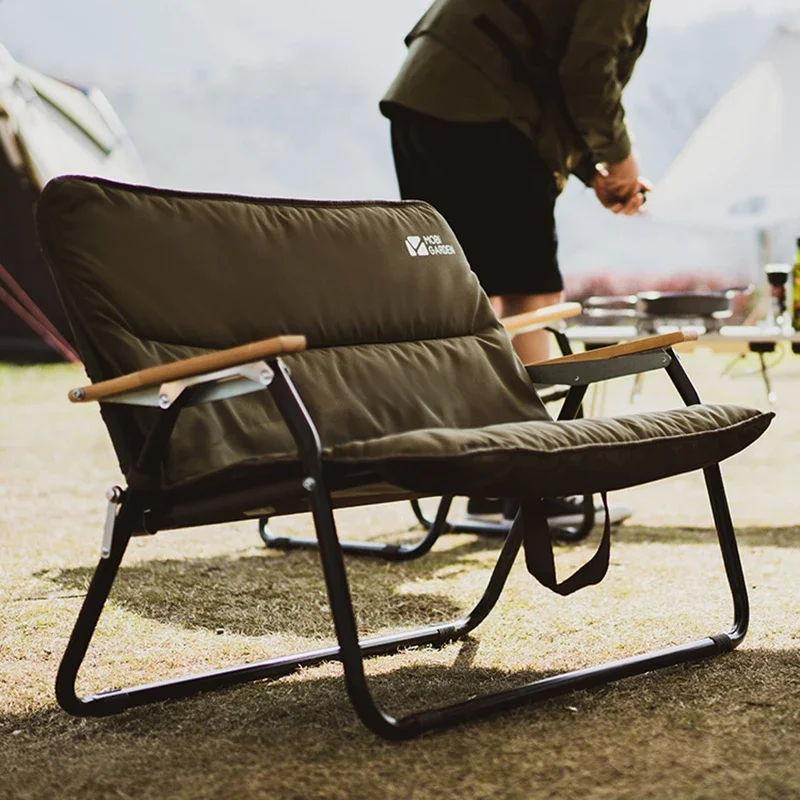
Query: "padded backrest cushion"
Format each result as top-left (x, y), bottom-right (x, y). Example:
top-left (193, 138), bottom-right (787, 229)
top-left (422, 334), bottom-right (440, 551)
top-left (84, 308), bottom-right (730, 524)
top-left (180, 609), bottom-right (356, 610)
top-left (37, 177), bottom-right (548, 488)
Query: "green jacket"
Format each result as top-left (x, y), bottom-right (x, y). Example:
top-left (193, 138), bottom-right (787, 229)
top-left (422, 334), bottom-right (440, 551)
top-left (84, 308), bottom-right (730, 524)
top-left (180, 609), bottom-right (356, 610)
top-left (381, 0), bottom-right (650, 190)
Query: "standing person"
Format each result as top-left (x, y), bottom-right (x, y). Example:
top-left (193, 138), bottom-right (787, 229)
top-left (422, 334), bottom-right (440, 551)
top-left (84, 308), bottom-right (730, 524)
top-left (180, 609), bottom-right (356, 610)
top-left (380, 0), bottom-right (651, 526)
top-left (381, 0), bottom-right (652, 366)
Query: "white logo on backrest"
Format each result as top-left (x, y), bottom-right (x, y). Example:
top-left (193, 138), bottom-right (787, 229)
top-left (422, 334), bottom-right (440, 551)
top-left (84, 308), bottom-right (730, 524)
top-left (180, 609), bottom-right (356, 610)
top-left (405, 234), bottom-right (456, 257)
top-left (405, 236), bottom-right (429, 257)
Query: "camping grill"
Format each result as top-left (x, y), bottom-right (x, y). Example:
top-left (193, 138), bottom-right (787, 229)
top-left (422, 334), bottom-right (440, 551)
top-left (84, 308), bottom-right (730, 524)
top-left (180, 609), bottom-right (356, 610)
top-left (584, 288), bottom-right (751, 333)
top-left (580, 285), bottom-right (787, 406)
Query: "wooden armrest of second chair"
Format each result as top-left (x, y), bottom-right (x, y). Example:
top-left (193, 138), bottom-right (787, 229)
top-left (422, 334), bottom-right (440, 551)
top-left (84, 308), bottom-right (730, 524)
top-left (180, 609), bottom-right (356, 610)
top-left (501, 302), bottom-right (582, 337)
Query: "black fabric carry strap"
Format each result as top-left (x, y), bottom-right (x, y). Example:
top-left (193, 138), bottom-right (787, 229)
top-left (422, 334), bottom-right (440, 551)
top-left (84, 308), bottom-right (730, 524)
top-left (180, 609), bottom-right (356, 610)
top-left (520, 493), bottom-right (611, 596)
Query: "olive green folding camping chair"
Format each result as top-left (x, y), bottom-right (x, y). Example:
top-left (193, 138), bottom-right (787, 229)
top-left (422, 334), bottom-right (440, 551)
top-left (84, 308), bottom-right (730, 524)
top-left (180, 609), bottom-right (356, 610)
top-left (38, 176), bottom-right (772, 741)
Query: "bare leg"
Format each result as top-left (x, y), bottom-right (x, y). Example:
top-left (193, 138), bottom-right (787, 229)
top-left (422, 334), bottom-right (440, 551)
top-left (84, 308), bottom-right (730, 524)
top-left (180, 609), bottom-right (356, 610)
top-left (493, 292), bottom-right (564, 364)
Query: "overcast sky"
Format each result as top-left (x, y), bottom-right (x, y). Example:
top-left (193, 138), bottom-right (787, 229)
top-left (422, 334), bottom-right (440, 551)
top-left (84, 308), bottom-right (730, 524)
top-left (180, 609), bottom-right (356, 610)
top-left (2, 0), bottom-right (797, 271)
top-left (1, 0), bottom-right (797, 83)
top-left (651, 0), bottom-right (798, 26)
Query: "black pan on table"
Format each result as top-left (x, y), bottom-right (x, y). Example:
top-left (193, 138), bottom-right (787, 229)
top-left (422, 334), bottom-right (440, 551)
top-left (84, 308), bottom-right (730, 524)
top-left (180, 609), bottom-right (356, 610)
top-left (583, 286), bottom-right (753, 327)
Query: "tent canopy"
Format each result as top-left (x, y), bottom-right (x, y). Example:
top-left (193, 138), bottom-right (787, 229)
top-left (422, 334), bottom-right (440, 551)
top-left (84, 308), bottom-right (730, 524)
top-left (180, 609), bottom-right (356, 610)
top-left (0, 45), bottom-right (146, 189)
top-left (0, 45), bottom-right (146, 361)
top-left (649, 23), bottom-right (800, 232)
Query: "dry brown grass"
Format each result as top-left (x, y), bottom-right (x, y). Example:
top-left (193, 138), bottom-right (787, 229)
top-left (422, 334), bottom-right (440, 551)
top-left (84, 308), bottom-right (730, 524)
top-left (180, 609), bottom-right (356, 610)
top-left (1, 351), bottom-right (798, 800)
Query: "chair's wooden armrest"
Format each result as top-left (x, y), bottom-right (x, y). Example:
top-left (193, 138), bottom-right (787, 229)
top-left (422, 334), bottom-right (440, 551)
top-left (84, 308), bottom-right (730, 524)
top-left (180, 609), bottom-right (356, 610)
top-left (527, 330), bottom-right (699, 367)
top-left (501, 302), bottom-right (582, 335)
top-left (69, 334), bottom-right (307, 403)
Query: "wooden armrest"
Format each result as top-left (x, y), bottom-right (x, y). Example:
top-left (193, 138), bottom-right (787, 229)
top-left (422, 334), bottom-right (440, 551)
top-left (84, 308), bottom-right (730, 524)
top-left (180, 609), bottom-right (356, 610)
top-left (69, 334), bottom-right (307, 403)
top-left (501, 302), bottom-right (582, 334)
top-left (527, 330), bottom-right (699, 366)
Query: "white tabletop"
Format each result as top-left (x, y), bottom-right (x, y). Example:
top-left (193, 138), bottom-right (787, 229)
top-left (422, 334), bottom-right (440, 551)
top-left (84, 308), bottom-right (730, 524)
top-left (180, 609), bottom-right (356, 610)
top-left (566, 325), bottom-right (800, 346)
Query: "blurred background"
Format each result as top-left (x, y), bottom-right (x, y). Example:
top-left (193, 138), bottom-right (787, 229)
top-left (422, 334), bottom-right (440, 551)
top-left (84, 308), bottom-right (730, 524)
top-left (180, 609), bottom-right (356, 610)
top-left (1, 0), bottom-right (799, 293)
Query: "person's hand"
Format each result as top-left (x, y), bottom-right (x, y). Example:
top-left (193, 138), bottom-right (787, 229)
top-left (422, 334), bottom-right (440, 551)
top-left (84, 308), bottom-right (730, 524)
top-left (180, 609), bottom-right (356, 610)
top-left (592, 174), bottom-right (648, 216)
top-left (601, 153), bottom-right (640, 197)
top-left (593, 155), bottom-right (652, 216)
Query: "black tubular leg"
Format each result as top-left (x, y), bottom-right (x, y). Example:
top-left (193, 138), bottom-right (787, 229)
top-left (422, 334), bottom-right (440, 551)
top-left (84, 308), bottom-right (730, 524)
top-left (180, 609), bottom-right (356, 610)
top-left (757, 352), bottom-right (777, 405)
top-left (56, 523), bottom-right (134, 715)
top-left (558, 384), bottom-right (588, 423)
top-left (263, 361), bottom-right (531, 738)
top-left (666, 352), bottom-right (749, 644)
top-left (410, 497), bottom-right (513, 537)
top-left (295, 473), bottom-right (528, 739)
top-left (665, 350), bottom-right (701, 407)
top-left (702, 464), bottom-right (749, 643)
top-left (260, 494), bottom-right (451, 562)
top-left (545, 326), bottom-right (574, 358)
top-left (410, 498), bottom-right (442, 530)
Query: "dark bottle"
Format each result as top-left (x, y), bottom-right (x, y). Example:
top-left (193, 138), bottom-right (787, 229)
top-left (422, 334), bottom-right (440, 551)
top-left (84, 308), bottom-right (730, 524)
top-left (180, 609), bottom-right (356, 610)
top-left (794, 237), bottom-right (800, 333)
top-left (766, 262), bottom-right (791, 327)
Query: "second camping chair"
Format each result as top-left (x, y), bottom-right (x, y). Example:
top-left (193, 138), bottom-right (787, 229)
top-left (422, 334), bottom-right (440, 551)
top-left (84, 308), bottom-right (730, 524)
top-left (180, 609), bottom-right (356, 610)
top-left (259, 302), bottom-right (625, 556)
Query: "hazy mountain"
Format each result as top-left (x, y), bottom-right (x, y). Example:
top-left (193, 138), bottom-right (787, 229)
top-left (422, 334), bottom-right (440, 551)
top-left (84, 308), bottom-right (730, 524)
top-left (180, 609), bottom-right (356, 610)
top-left (2, 1), bottom-right (798, 283)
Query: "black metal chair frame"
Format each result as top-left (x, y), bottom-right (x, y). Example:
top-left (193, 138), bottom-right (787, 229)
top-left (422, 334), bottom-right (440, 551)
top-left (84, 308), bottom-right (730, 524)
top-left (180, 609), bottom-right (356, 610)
top-left (56, 346), bottom-right (750, 740)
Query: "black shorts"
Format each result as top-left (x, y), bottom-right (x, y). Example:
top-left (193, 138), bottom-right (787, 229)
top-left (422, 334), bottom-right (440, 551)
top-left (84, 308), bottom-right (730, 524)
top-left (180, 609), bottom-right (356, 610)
top-left (389, 108), bottom-right (562, 297)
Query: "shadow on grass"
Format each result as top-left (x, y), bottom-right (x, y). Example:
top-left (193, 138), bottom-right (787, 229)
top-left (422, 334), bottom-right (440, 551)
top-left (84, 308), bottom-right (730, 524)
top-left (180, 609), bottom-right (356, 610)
top-left (15, 517), bottom-right (800, 797)
top-left (0, 648), bottom-right (798, 799)
top-left (42, 520), bottom-right (799, 640)
top-left (42, 534), bottom-right (505, 638)
top-left (616, 525), bottom-right (800, 548)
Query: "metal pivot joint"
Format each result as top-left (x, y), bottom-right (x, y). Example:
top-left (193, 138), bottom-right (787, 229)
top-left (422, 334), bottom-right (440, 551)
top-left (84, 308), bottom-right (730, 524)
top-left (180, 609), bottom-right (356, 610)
top-left (101, 485), bottom-right (124, 559)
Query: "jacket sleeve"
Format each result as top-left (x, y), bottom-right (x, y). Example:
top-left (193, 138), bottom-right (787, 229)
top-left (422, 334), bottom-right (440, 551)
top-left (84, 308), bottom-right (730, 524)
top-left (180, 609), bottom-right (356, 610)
top-left (571, 151), bottom-right (598, 188)
top-left (558, 0), bottom-right (649, 165)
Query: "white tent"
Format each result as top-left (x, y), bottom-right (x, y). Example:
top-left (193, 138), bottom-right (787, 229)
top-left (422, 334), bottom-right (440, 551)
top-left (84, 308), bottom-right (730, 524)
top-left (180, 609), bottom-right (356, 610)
top-left (0, 44), bottom-right (146, 189)
top-left (0, 46), bottom-right (146, 361)
top-left (649, 22), bottom-right (800, 262)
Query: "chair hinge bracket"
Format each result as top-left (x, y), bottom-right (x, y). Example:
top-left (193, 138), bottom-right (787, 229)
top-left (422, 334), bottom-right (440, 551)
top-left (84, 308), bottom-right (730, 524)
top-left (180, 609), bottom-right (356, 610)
top-left (101, 485), bottom-right (125, 559)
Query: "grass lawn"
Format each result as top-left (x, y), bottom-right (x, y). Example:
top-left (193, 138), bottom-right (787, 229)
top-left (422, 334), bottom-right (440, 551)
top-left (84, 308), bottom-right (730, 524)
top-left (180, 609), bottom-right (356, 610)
top-left (1, 351), bottom-right (798, 799)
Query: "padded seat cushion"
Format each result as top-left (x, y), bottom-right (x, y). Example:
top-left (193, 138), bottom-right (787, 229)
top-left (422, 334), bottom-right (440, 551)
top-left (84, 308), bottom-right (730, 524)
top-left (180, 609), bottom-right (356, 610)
top-left (326, 404), bottom-right (773, 499)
